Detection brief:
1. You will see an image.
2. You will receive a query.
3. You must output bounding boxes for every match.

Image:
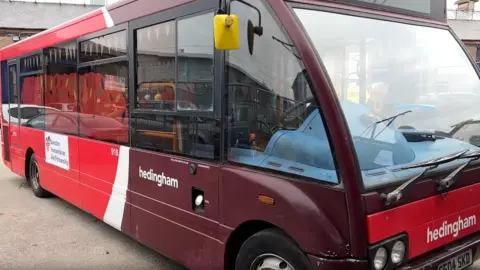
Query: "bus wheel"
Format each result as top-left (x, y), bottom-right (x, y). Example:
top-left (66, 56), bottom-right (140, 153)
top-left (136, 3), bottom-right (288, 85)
top-left (235, 228), bottom-right (311, 270)
top-left (29, 154), bottom-right (51, 198)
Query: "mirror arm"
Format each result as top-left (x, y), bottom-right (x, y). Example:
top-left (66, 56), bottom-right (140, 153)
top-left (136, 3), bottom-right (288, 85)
top-left (228, 0), bottom-right (263, 35)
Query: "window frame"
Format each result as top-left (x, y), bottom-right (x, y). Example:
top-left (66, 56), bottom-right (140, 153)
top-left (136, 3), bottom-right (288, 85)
top-left (76, 23), bottom-right (130, 145)
top-left (129, 0), bottom-right (220, 119)
top-left (18, 50), bottom-right (44, 123)
top-left (78, 27), bottom-right (128, 64)
top-left (126, 0), bottom-right (222, 161)
top-left (6, 60), bottom-right (19, 125)
top-left (221, 0), bottom-right (340, 185)
top-left (77, 23), bottom-right (129, 68)
top-left (288, 2), bottom-right (480, 192)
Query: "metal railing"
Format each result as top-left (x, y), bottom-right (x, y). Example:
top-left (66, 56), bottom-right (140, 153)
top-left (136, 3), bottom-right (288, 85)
top-left (448, 9), bottom-right (480, 20)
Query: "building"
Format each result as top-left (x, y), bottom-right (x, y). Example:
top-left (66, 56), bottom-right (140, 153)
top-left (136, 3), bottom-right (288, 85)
top-left (448, 0), bottom-right (480, 62)
top-left (0, 0), bottom-right (102, 48)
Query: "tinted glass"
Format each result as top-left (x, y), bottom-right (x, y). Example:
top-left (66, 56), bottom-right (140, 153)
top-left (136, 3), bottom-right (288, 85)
top-left (44, 42), bottom-right (78, 134)
top-left (296, 8), bottom-right (480, 187)
top-left (20, 54), bottom-right (42, 73)
top-left (80, 30), bottom-right (127, 62)
top-left (177, 12), bottom-right (214, 111)
top-left (78, 61), bottom-right (129, 145)
top-left (225, 0), bottom-right (337, 183)
top-left (136, 21), bottom-right (176, 110)
top-left (131, 113), bottom-right (220, 160)
top-left (7, 65), bottom-right (18, 124)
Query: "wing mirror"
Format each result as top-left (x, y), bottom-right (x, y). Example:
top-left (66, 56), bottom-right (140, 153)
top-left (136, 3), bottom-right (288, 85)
top-left (214, 0), bottom-right (263, 53)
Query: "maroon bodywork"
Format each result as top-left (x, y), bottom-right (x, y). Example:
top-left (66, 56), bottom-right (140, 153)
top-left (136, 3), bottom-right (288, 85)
top-left (4, 0), bottom-right (480, 270)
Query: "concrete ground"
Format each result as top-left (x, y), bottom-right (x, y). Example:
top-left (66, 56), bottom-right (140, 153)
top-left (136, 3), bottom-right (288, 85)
top-left (0, 160), bottom-right (185, 269)
top-left (0, 158), bottom-right (479, 269)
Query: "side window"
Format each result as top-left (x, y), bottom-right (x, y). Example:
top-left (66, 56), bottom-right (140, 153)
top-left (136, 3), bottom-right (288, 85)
top-left (8, 108), bottom-right (19, 119)
top-left (177, 14), bottom-right (214, 111)
top-left (131, 12), bottom-right (220, 160)
top-left (27, 113), bottom-right (56, 130)
top-left (8, 65), bottom-right (18, 124)
top-left (80, 31), bottom-right (126, 62)
top-left (78, 30), bottom-right (129, 145)
top-left (44, 41), bottom-right (78, 134)
top-left (51, 115), bottom-right (77, 134)
top-left (226, 0), bottom-right (337, 183)
top-left (19, 53), bottom-right (44, 126)
top-left (136, 21), bottom-right (176, 110)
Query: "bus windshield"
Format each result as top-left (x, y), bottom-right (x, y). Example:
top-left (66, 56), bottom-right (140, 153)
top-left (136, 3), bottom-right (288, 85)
top-left (294, 8), bottom-right (480, 187)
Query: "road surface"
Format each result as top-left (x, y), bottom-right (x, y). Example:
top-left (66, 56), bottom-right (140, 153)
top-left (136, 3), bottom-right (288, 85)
top-left (0, 157), bottom-right (479, 269)
top-left (0, 159), bottom-right (185, 269)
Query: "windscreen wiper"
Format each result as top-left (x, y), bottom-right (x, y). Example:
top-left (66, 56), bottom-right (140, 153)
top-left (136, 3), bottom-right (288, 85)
top-left (362, 110), bottom-right (412, 139)
top-left (381, 149), bottom-right (469, 205)
top-left (437, 150), bottom-right (480, 192)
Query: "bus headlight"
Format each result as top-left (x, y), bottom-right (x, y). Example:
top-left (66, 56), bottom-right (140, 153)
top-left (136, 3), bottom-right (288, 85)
top-left (374, 247), bottom-right (388, 270)
top-left (369, 234), bottom-right (408, 270)
top-left (391, 240), bottom-right (406, 264)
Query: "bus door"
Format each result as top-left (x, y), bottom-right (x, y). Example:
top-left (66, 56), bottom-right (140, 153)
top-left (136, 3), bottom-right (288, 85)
top-left (127, 2), bottom-right (222, 267)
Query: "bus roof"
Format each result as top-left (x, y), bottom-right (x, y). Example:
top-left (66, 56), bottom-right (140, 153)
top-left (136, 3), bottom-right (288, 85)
top-left (0, 0), bottom-right (193, 61)
top-left (0, 0), bottom-right (447, 61)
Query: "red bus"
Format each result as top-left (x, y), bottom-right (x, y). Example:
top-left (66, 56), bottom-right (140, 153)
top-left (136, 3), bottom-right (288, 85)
top-left (1, 0), bottom-right (480, 269)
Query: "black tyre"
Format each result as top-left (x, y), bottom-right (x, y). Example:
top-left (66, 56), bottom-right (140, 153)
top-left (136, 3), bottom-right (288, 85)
top-left (235, 228), bottom-right (312, 270)
top-left (28, 154), bottom-right (51, 198)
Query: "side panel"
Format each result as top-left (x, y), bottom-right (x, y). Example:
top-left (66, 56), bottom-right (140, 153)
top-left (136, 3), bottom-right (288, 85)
top-left (128, 149), bottom-right (221, 269)
top-left (78, 139), bottom-right (124, 221)
top-left (10, 123), bottom-right (22, 175)
top-left (220, 166), bottom-right (351, 257)
top-left (39, 130), bottom-right (81, 208)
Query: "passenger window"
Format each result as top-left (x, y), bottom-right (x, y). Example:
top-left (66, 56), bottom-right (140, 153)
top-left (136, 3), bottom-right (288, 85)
top-left (136, 21), bottom-right (176, 110)
top-left (20, 54), bottom-right (42, 73)
top-left (131, 114), bottom-right (220, 160)
top-left (135, 12), bottom-right (214, 111)
top-left (177, 13), bottom-right (214, 111)
top-left (8, 108), bottom-right (19, 119)
top-left (132, 12), bottom-right (219, 160)
top-left (26, 113), bottom-right (56, 130)
top-left (19, 53), bottom-right (45, 126)
top-left (8, 65), bottom-right (19, 124)
top-left (225, 0), bottom-right (337, 183)
top-left (78, 61), bottom-right (129, 145)
top-left (43, 41), bottom-right (78, 134)
top-left (51, 115), bottom-right (77, 134)
top-left (80, 31), bottom-right (127, 62)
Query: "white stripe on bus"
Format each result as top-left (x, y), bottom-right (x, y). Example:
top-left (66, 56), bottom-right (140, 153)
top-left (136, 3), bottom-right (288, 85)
top-left (103, 146), bottom-right (129, 230)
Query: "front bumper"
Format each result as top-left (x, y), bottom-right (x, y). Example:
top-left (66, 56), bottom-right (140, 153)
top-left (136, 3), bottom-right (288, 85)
top-left (307, 232), bottom-right (480, 270)
top-left (399, 231), bottom-right (480, 269)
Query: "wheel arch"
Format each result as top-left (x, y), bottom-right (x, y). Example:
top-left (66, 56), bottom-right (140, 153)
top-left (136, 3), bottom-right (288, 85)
top-left (224, 219), bottom-right (300, 270)
top-left (24, 147), bottom-right (34, 181)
